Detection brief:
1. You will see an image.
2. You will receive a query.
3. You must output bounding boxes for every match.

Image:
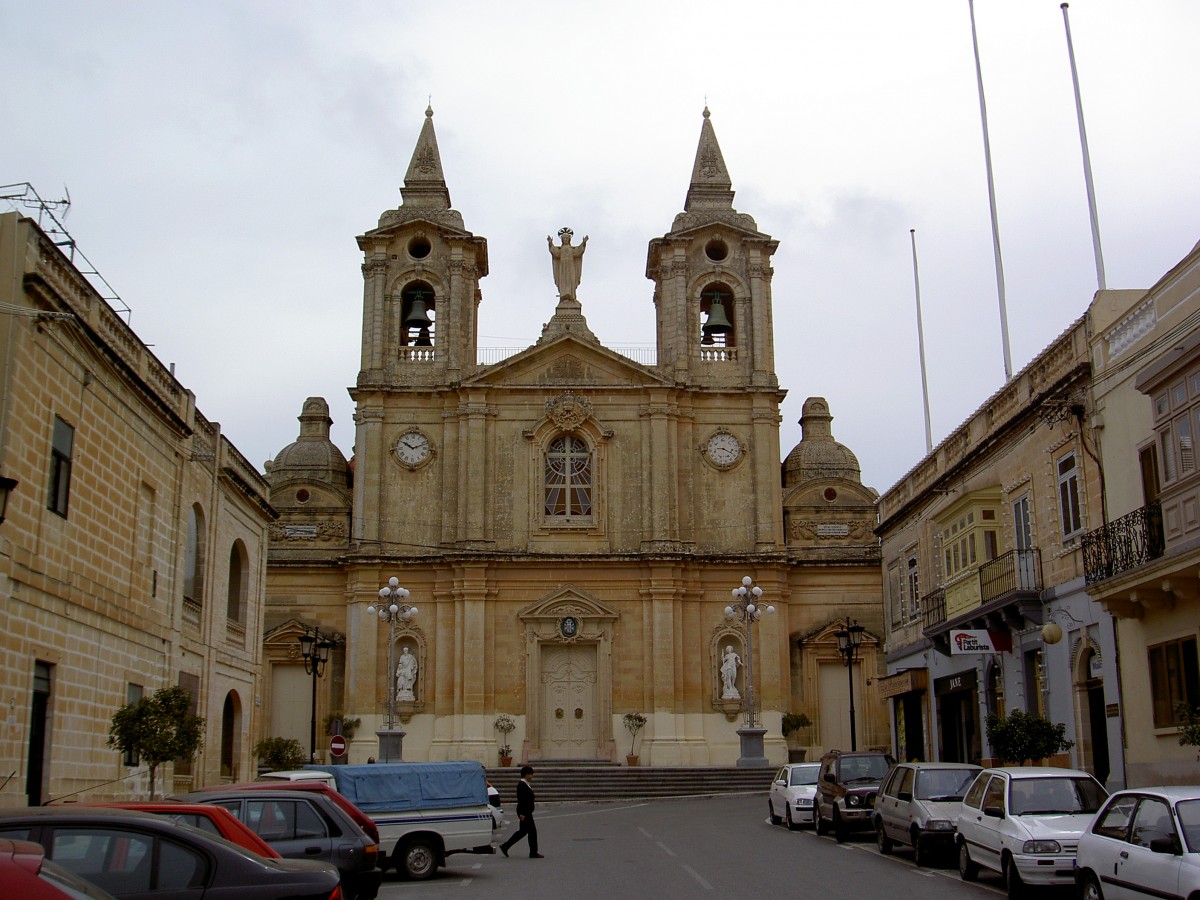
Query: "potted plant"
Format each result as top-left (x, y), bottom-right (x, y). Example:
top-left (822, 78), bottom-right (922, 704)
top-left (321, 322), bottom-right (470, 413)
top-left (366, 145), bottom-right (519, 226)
top-left (781, 712), bottom-right (812, 763)
top-left (985, 709), bottom-right (1074, 765)
top-left (623, 713), bottom-right (647, 766)
top-left (1174, 703), bottom-right (1200, 759)
top-left (493, 713), bottom-right (515, 766)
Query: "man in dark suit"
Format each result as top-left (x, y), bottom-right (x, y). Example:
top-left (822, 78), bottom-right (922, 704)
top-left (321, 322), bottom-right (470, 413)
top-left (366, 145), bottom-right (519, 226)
top-left (500, 765), bottom-right (543, 858)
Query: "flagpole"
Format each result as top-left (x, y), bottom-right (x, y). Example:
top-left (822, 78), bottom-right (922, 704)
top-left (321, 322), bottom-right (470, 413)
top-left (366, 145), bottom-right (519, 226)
top-left (967, 0), bottom-right (1013, 381)
top-left (911, 229), bottom-right (933, 453)
top-left (1061, 3), bottom-right (1107, 292)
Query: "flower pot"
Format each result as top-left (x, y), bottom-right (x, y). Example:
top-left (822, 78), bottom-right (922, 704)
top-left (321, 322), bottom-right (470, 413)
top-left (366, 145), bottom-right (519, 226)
top-left (499, 756), bottom-right (512, 767)
top-left (626, 755), bottom-right (639, 767)
top-left (788, 748), bottom-right (807, 763)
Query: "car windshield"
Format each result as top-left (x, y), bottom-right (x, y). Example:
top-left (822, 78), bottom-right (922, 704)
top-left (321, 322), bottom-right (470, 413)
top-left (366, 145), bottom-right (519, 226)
top-left (1009, 776), bottom-right (1107, 815)
top-left (1177, 799), bottom-right (1200, 853)
top-left (915, 768), bottom-right (978, 801)
top-left (789, 767), bottom-right (819, 786)
top-left (840, 756), bottom-right (891, 782)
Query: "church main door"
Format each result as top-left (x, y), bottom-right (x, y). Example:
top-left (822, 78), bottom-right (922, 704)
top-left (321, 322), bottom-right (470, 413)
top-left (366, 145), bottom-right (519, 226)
top-left (541, 644), bottom-right (598, 759)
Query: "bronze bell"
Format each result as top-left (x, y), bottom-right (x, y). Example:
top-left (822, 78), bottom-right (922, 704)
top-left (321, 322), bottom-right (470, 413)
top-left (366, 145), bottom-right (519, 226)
top-left (404, 298), bottom-right (433, 329)
top-left (702, 302), bottom-right (733, 336)
top-left (414, 327), bottom-right (432, 347)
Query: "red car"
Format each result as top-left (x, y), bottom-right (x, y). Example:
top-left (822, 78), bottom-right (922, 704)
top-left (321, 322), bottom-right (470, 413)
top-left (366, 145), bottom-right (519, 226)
top-left (0, 838), bottom-right (115, 899)
top-left (95, 802), bottom-right (281, 858)
top-left (193, 780), bottom-right (380, 845)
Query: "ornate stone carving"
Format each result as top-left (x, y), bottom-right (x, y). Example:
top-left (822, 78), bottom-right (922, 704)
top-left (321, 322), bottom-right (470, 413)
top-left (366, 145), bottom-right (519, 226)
top-left (545, 392), bottom-right (592, 429)
top-left (269, 520), bottom-right (347, 542)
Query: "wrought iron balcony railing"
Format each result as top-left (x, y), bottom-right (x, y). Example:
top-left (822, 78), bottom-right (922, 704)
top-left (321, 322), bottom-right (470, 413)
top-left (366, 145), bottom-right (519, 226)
top-left (922, 588), bottom-right (946, 632)
top-left (979, 549), bottom-right (1042, 604)
top-left (1082, 501), bottom-right (1165, 586)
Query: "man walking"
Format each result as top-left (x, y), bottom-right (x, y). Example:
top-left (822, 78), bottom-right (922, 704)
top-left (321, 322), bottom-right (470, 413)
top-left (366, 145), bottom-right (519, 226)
top-left (500, 765), bottom-right (543, 858)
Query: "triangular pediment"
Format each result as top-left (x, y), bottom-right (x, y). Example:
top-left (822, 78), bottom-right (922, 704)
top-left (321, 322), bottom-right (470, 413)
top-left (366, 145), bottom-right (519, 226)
top-left (466, 334), bottom-right (667, 389)
top-left (518, 584), bottom-right (620, 621)
top-left (358, 214), bottom-right (474, 245)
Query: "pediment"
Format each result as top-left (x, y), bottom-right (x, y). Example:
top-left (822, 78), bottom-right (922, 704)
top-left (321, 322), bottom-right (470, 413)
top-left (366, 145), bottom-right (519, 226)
top-left (466, 334), bottom-right (667, 389)
top-left (518, 584), bottom-right (620, 622)
top-left (358, 212), bottom-right (474, 244)
top-left (782, 480), bottom-right (879, 510)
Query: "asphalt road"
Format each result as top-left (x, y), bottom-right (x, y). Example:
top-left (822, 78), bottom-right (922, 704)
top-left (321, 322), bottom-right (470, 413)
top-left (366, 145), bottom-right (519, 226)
top-left (376, 793), bottom-right (1076, 899)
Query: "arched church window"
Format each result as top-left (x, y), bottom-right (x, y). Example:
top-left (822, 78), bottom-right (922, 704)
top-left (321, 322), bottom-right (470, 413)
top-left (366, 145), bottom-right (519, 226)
top-left (227, 539), bottom-right (248, 624)
top-left (700, 283), bottom-right (734, 347)
top-left (545, 435), bottom-right (592, 520)
top-left (400, 280), bottom-right (436, 347)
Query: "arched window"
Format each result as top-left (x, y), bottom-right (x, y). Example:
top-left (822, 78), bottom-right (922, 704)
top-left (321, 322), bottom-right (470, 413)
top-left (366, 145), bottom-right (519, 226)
top-left (545, 435), bottom-right (592, 520)
top-left (700, 282), bottom-right (735, 347)
top-left (184, 504), bottom-right (205, 604)
top-left (220, 692), bottom-right (240, 779)
top-left (400, 280), bottom-right (436, 347)
top-left (227, 540), bottom-right (248, 623)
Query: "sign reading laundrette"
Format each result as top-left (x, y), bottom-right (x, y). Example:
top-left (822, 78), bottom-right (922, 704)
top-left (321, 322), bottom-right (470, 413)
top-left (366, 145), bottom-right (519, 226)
top-left (950, 629), bottom-right (1000, 654)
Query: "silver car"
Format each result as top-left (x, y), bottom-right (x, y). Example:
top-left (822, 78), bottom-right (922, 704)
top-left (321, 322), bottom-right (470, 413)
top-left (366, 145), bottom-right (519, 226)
top-left (874, 762), bottom-right (980, 866)
top-left (768, 763), bottom-right (820, 831)
top-left (1076, 785), bottom-right (1200, 900)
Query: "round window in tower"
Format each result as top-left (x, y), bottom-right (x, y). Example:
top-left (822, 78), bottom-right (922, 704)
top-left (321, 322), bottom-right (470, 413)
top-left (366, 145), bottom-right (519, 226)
top-left (823, 487), bottom-right (838, 503)
top-left (704, 238), bottom-right (729, 262)
top-left (408, 236), bottom-right (432, 259)
top-left (296, 489), bottom-right (310, 504)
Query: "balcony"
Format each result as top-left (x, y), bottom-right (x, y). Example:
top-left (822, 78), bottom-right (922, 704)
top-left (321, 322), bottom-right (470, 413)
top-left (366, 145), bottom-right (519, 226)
top-left (1082, 502), bottom-right (1164, 586)
top-left (922, 549), bottom-right (1044, 656)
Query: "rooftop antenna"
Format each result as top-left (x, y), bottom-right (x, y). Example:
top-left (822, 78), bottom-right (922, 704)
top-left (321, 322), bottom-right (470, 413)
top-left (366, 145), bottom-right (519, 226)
top-left (910, 229), bottom-right (934, 453)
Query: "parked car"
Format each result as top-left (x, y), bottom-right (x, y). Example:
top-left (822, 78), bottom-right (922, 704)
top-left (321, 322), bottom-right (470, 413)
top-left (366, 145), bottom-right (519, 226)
top-left (814, 749), bottom-right (896, 842)
top-left (768, 762), bottom-right (820, 830)
top-left (194, 780), bottom-right (381, 845)
top-left (256, 770), bottom-right (337, 787)
top-left (955, 765), bottom-right (1107, 897)
top-left (0, 837), bottom-right (117, 900)
top-left (309, 762), bottom-right (502, 880)
top-left (1075, 785), bottom-right (1200, 900)
top-left (89, 802), bottom-right (281, 858)
top-left (0, 806), bottom-right (343, 900)
top-left (182, 788), bottom-right (381, 900)
top-left (874, 762), bottom-right (981, 866)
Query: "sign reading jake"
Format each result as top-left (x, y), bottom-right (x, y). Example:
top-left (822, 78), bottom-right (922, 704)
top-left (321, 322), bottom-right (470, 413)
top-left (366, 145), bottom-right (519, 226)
top-left (951, 629), bottom-right (1000, 654)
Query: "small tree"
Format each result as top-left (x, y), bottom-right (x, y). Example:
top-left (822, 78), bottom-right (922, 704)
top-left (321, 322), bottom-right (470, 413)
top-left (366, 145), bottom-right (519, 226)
top-left (985, 709), bottom-right (1074, 765)
top-left (107, 686), bottom-right (204, 799)
top-left (323, 712), bottom-right (361, 742)
top-left (781, 712), bottom-right (812, 741)
top-left (493, 714), bottom-right (516, 757)
top-left (253, 737), bottom-right (307, 771)
top-left (623, 713), bottom-right (647, 757)
top-left (1174, 703), bottom-right (1200, 760)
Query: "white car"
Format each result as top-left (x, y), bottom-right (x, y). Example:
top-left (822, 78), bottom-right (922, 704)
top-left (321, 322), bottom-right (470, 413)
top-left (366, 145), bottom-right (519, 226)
top-left (874, 762), bottom-right (980, 865)
top-left (768, 762), bottom-right (820, 831)
top-left (956, 766), bottom-right (1107, 896)
top-left (1075, 785), bottom-right (1200, 900)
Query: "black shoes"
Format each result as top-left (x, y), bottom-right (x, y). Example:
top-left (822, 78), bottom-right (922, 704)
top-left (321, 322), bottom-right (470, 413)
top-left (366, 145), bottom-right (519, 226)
top-left (530, 853), bottom-right (545, 858)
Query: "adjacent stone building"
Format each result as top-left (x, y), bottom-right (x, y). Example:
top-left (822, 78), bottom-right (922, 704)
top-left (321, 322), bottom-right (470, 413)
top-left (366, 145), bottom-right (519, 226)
top-left (262, 109), bottom-right (889, 766)
top-left (0, 210), bottom-right (274, 803)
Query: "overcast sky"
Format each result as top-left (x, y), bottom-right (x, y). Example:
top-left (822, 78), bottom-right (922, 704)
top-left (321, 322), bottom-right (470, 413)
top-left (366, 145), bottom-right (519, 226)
top-left (5, 1), bottom-right (1198, 495)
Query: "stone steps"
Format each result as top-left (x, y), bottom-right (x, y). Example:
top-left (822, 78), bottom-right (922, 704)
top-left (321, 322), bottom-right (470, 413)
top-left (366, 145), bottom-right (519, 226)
top-left (484, 766), bottom-right (776, 804)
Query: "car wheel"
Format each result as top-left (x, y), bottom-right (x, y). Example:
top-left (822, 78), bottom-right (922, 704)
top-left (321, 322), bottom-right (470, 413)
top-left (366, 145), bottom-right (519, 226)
top-left (1003, 853), bottom-right (1026, 900)
top-left (911, 831), bottom-right (928, 867)
top-left (811, 803), bottom-right (820, 830)
top-left (875, 819), bottom-right (893, 855)
top-left (958, 841), bottom-right (979, 882)
top-left (1079, 872), bottom-right (1104, 900)
top-left (833, 809), bottom-right (847, 844)
top-left (815, 804), bottom-right (829, 836)
top-left (769, 799), bottom-right (781, 826)
top-left (786, 807), bottom-right (800, 831)
top-left (400, 837), bottom-right (438, 881)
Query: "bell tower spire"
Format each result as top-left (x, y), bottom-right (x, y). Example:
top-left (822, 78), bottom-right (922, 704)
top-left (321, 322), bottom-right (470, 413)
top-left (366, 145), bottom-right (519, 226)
top-left (400, 105), bottom-right (452, 211)
top-left (684, 107), bottom-right (736, 214)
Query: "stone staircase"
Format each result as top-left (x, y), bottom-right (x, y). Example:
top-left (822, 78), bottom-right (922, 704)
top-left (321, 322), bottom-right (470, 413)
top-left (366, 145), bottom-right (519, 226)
top-left (483, 765), bottom-right (776, 804)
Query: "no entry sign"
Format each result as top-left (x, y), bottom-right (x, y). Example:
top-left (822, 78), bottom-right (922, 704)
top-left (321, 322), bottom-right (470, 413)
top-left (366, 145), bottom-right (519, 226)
top-left (330, 735), bottom-right (347, 757)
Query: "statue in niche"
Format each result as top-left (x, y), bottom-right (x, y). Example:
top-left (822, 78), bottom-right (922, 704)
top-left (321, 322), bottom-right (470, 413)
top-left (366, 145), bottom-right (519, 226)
top-left (395, 646), bottom-right (418, 701)
top-left (720, 645), bottom-right (742, 699)
top-left (547, 227), bottom-right (588, 299)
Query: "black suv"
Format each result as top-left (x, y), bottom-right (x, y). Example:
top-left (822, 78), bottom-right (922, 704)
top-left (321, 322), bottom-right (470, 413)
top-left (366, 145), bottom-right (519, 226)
top-left (814, 749), bottom-right (895, 842)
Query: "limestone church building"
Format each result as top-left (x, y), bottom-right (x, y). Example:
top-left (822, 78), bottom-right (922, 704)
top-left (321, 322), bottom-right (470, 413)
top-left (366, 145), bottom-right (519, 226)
top-left (262, 108), bottom-right (887, 767)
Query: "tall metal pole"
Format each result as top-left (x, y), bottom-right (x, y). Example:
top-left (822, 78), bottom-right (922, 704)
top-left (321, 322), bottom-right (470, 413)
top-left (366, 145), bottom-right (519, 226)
top-left (910, 229), bottom-right (933, 453)
top-left (967, 0), bottom-right (1014, 381)
top-left (1061, 3), bottom-right (1107, 292)
top-left (370, 578), bottom-right (418, 763)
top-left (847, 655), bottom-right (858, 752)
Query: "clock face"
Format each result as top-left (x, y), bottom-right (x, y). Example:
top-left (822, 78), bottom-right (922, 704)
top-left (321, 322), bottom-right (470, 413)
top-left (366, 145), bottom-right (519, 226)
top-left (395, 431), bottom-right (431, 467)
top-left (706, 432), bottom-right (742, 467)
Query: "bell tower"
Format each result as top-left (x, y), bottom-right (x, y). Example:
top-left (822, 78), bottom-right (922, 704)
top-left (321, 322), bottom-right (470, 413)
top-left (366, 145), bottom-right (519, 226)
top-left (355, 106), bottom-right (488, 390)
top-left (645, 108), bottom-right (779, 388)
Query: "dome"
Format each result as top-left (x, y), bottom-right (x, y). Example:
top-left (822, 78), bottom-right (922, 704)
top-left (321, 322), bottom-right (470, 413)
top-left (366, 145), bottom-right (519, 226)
top-left (266, 397), bottom-right (350, 487)
top-left (783, 397), bottom-right (863, 489)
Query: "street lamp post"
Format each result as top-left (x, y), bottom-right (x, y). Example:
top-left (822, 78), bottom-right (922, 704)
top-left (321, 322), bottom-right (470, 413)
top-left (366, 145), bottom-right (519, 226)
top-left (298, 627), bottom-right (335, 763)
top-left (725, 575), bottom-right (775, 767)
top-left (834, 619), bottom-right (866, 751)
top-left (369, 577), bottom-right (418, 763)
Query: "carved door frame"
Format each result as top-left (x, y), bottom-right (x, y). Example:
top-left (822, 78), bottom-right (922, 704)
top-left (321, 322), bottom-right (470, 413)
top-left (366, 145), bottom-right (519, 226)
top-left (518, 585), bottom-right (618, 761)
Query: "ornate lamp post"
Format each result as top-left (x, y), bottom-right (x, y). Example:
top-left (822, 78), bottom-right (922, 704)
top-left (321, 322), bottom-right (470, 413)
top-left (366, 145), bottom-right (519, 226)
top-left (725, 575), bottom-right (775, 766)
top-left (298, 627), bottom-right (335, 763)
top-left (368, 577), bottom-right (418, 762)
top-left (834, 619), bottom-right (865, 751)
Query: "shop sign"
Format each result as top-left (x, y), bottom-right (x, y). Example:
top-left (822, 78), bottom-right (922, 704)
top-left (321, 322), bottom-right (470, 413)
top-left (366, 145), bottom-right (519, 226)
top-left (950, 629), bottom-right (1000, 654)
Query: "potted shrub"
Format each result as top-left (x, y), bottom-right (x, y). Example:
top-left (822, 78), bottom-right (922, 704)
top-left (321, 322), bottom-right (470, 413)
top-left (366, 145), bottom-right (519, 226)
top-left (985, 709), bottom-right (1074, 765)
top-left (493, 713), bottom-right (516, 766)
top-left (623, 713), bottom-right (647, 766)
top-left (781, 712), bottom-right (812, 763)
top-left (252, 736), bottom-right (307, 773)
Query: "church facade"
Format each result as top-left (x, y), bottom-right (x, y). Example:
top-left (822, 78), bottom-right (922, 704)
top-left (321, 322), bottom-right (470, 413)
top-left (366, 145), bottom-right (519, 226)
top-left (262, 109), bottom-right (887, 767)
